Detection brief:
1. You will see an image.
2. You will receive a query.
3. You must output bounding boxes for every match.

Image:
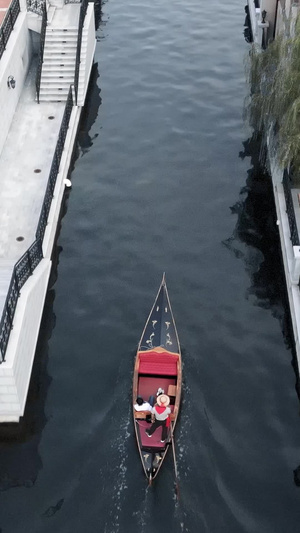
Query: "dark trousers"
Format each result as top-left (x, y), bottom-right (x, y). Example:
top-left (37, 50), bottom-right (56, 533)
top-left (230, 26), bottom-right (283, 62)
top-left (148, 395), bottom-right (155, 407)
top-left (145, 396), bottom-right (155, 422)
top-left (148, 418), bottom-right (168, 441)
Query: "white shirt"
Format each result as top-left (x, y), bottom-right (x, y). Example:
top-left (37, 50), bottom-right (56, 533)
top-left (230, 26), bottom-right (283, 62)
top-left (134, 401), bottom-right (152, 411)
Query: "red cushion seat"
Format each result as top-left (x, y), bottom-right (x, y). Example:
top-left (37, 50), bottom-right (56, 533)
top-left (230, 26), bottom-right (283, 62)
top-left (138, 351), bottom-right (178, 376)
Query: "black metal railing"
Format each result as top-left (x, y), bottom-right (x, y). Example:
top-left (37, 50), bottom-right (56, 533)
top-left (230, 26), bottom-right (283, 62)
top-left (0, 240), bottom-right (43, 361)
top-left (0, 0), bottom-right (20, 61)
top-left (0, 87), bottom-right (74, 362)
top-left (74, 0), bottom-right (88, 105)
top-left (282, 169), bottom-right (300, 246)
top-left (35, 1), bottom-right (47, 104)
top-left (27, 0), bottom-right (45, 16)
top-left (36, 85), bottom-right (74, 241)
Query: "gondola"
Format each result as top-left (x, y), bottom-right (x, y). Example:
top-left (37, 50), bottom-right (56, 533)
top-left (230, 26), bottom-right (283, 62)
top-left (133, 274), bottom-right (182, 483)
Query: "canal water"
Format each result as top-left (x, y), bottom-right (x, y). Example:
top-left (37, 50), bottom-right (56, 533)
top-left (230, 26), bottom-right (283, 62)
top-left (1, 0), bottom-right (300, 531)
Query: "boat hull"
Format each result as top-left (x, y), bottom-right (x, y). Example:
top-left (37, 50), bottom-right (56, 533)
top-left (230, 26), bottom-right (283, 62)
top-left (133, 275), bottom-right (181, 480)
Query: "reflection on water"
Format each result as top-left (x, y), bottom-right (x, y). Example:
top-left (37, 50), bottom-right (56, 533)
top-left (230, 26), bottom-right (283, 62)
top-left (224, 135), bottom-right (284, 312)
top-left (225, 133), bottom-right (300, 430)
top-left (1, 0), bottom-right (300, 528)
top-left (0, 191), bottom-right (68, 491)
top-left (77, 63), bottom-right (102, 155)
top-left (224, 135), bottom-right (295, 335)
top-left (0, 288), bottom-right (54, 491)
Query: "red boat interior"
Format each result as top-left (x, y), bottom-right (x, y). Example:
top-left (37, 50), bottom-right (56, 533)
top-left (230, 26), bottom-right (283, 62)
top-left (138, 350), bottom-right (179, 375)
top-left (135, 350), bottom-right (179, 449)
top-left (138, 376), bottom-right (176, 401)
top-left (137, 420), bottom-right (168, 449)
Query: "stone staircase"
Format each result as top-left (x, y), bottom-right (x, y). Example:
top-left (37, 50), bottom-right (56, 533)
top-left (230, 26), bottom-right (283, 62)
top-left (39, 24), bottom-right (87, 103)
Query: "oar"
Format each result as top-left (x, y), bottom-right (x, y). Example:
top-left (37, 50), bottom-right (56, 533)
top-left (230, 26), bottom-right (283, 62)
top-left (169, 423), bottom-right (180, 499)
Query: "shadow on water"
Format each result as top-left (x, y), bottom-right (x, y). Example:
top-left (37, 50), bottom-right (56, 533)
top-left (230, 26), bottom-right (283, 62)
top-left (92, 0), bottom-right (104, 31)
top-left (0, 283), bottom-right (54, 492)
top-left (224, 134), bottom-right (296, 348)
top-left (0, 52), bottom-right (103, 492)
top-left (224, 135), bottom-right (286, 315)
top-left (224, 134), bottom-right (300, 487)
top-left (77, 62), bottom-right (102, 156)
top-left (224, 135), bottom-right (300, 379)
top-left (0, 189), bottom-right (71, 491)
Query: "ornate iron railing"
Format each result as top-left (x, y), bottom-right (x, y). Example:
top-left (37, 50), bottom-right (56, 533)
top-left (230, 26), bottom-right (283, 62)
top-left (27, 0), bottom-right (45, 16)
top-left (0, 0), bottom-right (20, 61)
top-left (36, 85), bottom-right (74, 241)
top-left (35, 1), bottom-right (47, 104)
top-left (282, 169), bottom-right (300, 246)
top-left (74, 0), bottom-right (88, 105)
top-left (0, 240), bottom-right (43, 361)
top-left (0, 87), bottom-right (74, 362)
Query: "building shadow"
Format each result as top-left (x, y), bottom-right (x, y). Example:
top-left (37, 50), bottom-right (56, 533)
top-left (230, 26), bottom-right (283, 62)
top-left (77, 63), bottom-right (102, 156)
top-left (0, 193), bottom-right (68, 490)
top-left (224, 133), bottom-right (300, 487)
top-left (224, 135), bottom-right (291, 334)
top-left (0, 6), bottom-right (103, 490)
top-left (0, 288), bottom-right (54, 491)
top-left (224, 133), bottom-right (299, 379)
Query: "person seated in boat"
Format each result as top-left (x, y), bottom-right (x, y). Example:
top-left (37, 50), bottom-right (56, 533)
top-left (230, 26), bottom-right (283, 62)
top-left (134, 396), bottom-right (154, 422)
top-left (145, 394), bottom-right (171, 443)
top-left (134, 396), bottom-right (153, 412)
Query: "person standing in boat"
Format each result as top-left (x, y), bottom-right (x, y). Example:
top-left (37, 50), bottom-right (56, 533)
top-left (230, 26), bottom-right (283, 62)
top-left (145, 394), bottom-right (171, 443)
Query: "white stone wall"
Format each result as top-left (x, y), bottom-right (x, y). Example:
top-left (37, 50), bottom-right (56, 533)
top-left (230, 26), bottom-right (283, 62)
top-left (0, 13), bottom-right (32, 158)
top-left (78, 3), bottom-right (96, 106)
top-left (0, 103), bottom-right (83, 422)
top-left (0, 260), bottom-right (51, 422)
top-left (0, 3), bottom-right (93, 422)
top-left (269, 159), bottom-right (300, 367)
top-left (42, 105), bottom-right (82, 258)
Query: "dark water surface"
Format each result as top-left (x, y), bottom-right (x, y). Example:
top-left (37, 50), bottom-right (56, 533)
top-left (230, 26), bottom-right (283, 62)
top-left (1, 0), bottom-right (300, 531)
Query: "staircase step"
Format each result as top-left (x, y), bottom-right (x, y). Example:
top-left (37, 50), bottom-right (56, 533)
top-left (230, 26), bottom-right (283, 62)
top-left (41, 80), bottom-right (83, 87)
top-left (44, 51), bottom-right (76, 58)
top-left (45, 37), bottom-right (78, 45)
top-left (42, 66), bottom-right (76, 74)
top-left (40, 85), bottom-right (84, 93)
top-left (41, 72), bottom-right (75, 80)
top-left (45, 42), bottom-right (77, 50)
top-left (47, 25), bottom-right (78, 31)
top-left (42, 71), bottom-right (84, 79)
top-left (39, 92), bottom-right (84, 102)
top-left (43, 59), bottom-right (76, 66)
top-left (40, 90), bottom-right (71, 97)
top-left (47, 28), bottom-right (78, 34)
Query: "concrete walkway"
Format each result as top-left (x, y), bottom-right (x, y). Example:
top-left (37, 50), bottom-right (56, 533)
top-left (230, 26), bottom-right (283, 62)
top-left (0, 60), bottom-right (65, 315)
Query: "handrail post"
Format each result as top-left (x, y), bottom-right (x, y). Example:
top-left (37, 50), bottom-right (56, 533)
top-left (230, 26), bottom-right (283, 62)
top-left (27, 250), bottom-right (33, 275)
top-left (14, 269), bottom-right (20, 296)
top-left (36, 1), bottom-right (47, 103)
top-left (6, 302), bottom-right (13, 328)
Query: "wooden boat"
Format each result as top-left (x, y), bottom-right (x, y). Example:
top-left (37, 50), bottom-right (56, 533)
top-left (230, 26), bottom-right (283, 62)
top-left (133, 274), bottom-right (182, 482)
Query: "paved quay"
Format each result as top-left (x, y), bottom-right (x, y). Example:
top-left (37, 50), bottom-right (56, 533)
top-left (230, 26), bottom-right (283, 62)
top-left (0, 63), bottom-right (65, 314)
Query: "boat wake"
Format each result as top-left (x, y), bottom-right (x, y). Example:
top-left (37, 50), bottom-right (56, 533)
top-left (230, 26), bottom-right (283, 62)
top-left (103, 403), bottom-right (131, 533)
